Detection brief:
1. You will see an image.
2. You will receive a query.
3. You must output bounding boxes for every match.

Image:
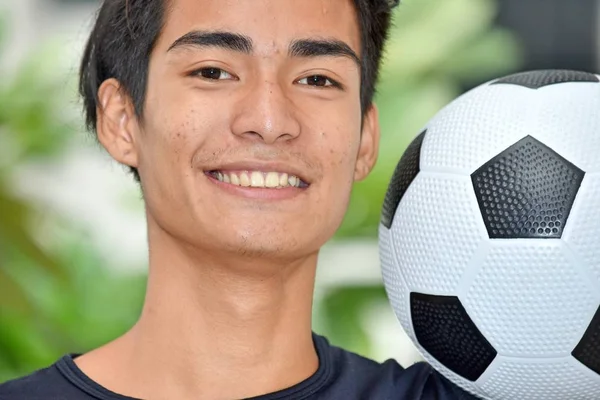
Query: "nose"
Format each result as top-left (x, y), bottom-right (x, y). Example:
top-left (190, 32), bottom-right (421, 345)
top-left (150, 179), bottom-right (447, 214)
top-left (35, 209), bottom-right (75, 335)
top-left (230, 78), bottom-right (301, 144)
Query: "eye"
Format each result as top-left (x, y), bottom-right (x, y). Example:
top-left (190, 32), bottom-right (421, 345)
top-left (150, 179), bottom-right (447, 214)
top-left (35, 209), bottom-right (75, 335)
top-left (297, 75), bottom-right (340, 88)
top-left (191, 67), bottom-right (235, 81)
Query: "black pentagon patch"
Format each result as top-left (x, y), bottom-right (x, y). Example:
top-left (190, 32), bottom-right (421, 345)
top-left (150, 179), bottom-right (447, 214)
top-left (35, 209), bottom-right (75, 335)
top-left (471, 136), bottom-right (584, 239)
top-left (411, 292), bottom-right (497, 381)
top-left (491, 69), bottom-right (599, 89)
top-left (381, 130), bottom-right (426, 229)
top-left (572, 305), bottom-right (600, 376)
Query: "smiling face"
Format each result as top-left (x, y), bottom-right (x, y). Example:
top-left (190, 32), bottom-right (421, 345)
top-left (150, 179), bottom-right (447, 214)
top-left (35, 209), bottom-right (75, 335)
top-left (98, 0), bottom-right (380, 260)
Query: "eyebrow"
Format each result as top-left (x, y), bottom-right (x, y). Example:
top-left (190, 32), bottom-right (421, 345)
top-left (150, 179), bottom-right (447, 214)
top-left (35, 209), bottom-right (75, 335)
top-left (167, 30), bottom-right (361, 68)
top-left (289, 38), bottom-right (361, 68)
top-left (168, 31), bottom-right (253, 53)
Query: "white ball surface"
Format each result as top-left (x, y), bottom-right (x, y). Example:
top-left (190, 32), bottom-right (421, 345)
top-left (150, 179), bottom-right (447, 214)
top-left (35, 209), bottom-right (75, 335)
top-left (379, 70), bottom-right (600, 400)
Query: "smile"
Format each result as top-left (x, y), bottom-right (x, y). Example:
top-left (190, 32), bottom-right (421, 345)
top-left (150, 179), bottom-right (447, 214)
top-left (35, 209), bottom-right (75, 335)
top-left (206, 170), bottom-right (309, 189)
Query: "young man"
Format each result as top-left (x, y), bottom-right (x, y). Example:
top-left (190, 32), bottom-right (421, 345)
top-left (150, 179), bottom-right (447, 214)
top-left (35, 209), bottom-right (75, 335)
top-left (0, 0), bottom-right (477, 398)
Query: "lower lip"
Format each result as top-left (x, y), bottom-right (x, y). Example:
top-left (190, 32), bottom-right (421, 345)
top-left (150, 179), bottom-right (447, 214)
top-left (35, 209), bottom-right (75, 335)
top-left (205, 173), bottom-right (308, 200)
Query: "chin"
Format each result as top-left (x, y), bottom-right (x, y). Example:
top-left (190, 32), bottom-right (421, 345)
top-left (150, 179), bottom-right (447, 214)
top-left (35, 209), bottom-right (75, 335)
top-left (215, 230), bottom-right (320, 261)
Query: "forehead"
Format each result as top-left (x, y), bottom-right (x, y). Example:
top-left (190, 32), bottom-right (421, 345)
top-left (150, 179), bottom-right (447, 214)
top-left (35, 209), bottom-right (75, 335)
top-left (157, 0), bottom-right (361, 56)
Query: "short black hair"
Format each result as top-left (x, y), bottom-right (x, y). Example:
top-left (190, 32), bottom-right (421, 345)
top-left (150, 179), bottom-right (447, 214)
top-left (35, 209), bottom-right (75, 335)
top-left (80, 0), bottom-right (399, 181)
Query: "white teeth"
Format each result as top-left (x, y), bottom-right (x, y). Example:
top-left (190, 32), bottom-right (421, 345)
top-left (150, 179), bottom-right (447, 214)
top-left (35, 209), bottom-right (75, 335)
top-left (265, 172), bottom-right (280, 188)
top-left (240, 172), bottom-right (251, 187)
top-left (288, 175), bottom-right (298, 187)
top-left (213, 170), bottom-right (305, 188)
top-left (279, 173), bottom-right (288, 187)
top-left (250, 171), bottom-right (265, 187)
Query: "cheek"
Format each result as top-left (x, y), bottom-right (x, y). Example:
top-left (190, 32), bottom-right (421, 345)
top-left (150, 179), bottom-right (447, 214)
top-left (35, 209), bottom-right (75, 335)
top-left (302, 127), bottom-right (358, 240)
top-left (318, 125), bottom-right (361, 201)
top-left (310, 97), bottom-right (361, 165)
top-left (143, 77), bottom-right (224, 172)
top-left (138, 102), bottom-right (219, 218)
top-left (323, 122), bottom-right (361, 171)
top-left (145, 103), bottom-right (215, 174)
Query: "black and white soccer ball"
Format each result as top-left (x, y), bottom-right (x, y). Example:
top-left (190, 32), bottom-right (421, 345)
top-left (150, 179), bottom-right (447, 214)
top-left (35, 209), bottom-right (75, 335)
top-left (378, 70), bottom-right (600, 400)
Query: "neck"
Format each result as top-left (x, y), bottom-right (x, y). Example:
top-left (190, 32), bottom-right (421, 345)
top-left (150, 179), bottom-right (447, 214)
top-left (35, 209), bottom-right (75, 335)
top-left (77, 217), bottom-right (320, 399)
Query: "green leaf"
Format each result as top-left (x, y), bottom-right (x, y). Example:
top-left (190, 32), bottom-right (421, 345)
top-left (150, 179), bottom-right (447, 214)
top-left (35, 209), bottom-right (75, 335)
top-left (317, 286), bottom-right (388, 357)
top-left (0, 267), bottom-right (34, 316)
top-left (0, 186), bottom-right (67, 281)
top-left (0, 312), bottom-right (60, 378)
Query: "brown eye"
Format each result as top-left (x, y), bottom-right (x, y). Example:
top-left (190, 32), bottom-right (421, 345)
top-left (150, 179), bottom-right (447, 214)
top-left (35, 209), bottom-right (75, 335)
top-left (307, 75), bottom-right (328, 86)
top-left (298, 75), bottom-right (339, 88)
top-left (193, 67), bottom-right (234, 80)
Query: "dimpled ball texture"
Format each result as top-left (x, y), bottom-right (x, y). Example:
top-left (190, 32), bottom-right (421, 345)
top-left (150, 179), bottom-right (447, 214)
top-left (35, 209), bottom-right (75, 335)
top-left (379, 70), bottom-right (600, 400)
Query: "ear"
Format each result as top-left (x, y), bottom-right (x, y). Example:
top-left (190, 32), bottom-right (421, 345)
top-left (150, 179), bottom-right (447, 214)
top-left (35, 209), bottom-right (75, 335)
top-left (96, 78), bottom-right (140, 170)
top-left (354, 104), bottom-right (380, 181)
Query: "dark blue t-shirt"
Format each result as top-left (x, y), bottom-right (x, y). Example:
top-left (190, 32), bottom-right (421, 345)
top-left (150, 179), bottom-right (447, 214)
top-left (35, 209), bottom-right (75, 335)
top-left (0, 334), bottom-right (478, 400)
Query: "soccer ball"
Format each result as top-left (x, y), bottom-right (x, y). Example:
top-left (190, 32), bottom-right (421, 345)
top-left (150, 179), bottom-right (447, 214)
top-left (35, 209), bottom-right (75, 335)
top-left (378, 70), bottom-right (600, 400)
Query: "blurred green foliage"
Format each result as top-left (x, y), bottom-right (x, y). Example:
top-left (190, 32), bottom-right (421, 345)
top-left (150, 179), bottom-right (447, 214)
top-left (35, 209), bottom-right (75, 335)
top-left (0, 0), bottom-right (523, 382)
top-left (0, 19), bottom-right (146, 381)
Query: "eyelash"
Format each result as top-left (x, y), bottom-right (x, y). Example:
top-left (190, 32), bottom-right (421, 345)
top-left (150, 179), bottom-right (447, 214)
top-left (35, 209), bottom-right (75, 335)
top-left (189, 67), bottom-right (342, 89)
top-left (189, 67), bottom-right (236, 81)
top-left (297, 75), bottom-right (342, 89)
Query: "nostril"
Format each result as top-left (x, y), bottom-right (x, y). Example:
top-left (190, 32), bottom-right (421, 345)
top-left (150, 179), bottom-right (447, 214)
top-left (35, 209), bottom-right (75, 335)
top-left (238, 131), bottom-right (264, 141)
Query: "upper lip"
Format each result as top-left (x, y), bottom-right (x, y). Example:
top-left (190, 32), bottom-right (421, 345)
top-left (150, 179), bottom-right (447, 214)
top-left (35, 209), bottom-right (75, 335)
top-left (204, 161), bottom-right (312, 184)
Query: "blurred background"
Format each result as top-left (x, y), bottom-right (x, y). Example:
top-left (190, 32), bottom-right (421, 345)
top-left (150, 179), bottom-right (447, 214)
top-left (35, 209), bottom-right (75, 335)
top-left (0, 0), bottom-right (598, 383)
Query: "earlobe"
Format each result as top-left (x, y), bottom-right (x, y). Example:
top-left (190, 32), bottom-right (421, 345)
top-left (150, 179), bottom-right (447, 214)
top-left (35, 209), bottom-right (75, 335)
top-left (96, 78), bottom-right (140, 169)
top-left (354, 104), bottom-right (380, 181)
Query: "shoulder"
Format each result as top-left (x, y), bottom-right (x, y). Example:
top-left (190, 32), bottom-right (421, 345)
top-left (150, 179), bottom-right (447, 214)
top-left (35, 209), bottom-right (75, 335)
top-left (316, 335), bottom-right (480, 400)
top-left (0, 357), bottom-right (84, 400)
top-left (0, 365), bottom-right (58, 399)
